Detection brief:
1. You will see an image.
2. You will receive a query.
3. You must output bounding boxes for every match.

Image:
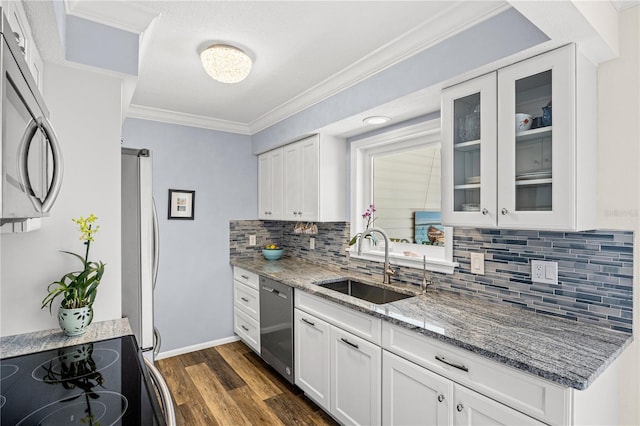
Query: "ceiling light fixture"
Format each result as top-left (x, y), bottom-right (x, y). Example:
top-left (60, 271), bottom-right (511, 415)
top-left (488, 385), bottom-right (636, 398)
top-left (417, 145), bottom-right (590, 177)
top-left (363, 116), bottom-right (391, 125)
top-left (200, 44), bottom-right (252, 84)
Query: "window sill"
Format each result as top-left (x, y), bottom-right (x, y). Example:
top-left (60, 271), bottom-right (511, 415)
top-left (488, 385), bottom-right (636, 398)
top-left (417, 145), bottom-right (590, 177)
top-left (348, 246), bottom-right (458, 275)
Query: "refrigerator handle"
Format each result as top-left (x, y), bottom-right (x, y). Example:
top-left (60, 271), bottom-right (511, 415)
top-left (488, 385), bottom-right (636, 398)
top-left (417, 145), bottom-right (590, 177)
top-left (152, 198), bottom-right (160, 290)
top-left (153, 326), bottom-right (161, 357)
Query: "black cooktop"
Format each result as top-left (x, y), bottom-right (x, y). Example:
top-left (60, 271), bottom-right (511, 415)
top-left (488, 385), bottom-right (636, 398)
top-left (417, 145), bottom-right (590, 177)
top-left (0, 335), bottom-right (165, 425)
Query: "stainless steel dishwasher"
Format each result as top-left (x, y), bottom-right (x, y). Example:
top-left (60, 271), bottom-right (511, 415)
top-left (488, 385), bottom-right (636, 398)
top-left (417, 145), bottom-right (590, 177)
top-left (259, 276), bottom-right (294, 384)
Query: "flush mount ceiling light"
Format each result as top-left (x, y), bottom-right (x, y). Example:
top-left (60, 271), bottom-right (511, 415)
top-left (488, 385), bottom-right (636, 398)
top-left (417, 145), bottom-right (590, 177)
top-left (200, 44), bottom-right (252, 84)
top-left (363, 116), bottom-right (391, 125)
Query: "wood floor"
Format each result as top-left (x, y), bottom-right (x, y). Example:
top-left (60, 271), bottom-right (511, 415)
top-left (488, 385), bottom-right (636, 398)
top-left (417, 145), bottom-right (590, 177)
top-left (156, 340), bottom-right (339, 426)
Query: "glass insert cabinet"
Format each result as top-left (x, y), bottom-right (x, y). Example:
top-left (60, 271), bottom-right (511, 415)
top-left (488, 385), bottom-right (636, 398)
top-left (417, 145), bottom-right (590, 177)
top-left (441, 44), bottom-right (597, 231)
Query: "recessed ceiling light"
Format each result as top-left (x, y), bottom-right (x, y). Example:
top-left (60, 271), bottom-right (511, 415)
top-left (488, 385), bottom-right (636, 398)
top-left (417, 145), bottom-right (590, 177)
top-left (200, 44), bottom-right (252, 84)
top-left (363, 116), bottom-right (391, 125)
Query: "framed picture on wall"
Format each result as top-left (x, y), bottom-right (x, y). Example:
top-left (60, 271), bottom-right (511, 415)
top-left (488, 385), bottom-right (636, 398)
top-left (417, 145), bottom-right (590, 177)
top-left (414, 211), bottom-right (444, 246)
top-left (168, 189), bottom-right (195, 220)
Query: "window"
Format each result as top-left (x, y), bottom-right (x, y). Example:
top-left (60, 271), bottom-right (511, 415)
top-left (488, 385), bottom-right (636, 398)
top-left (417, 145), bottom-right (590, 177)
top-left (350, 119), bottom-right (457, 273)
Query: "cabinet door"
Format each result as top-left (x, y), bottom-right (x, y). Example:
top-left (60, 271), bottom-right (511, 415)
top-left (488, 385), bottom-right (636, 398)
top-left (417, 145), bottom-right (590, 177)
top-left (441, 72), bottom-right (497, 227)
top-left (331, 326), bottom-right (382, 426)
top-left (283, 143), bottom-right (301, 220)
top-left (294, 309), bottom-right (331, 411)
top-left (298, 136), bottom-right (319, 221)
top-left (453, 384), bottom-right (544, 426)
top-left (258, 149), bottom-right (283, 219)
top-left (382, 350), bottom-right (452, 426)
top-left (497, 46), bottom-right (573, 229)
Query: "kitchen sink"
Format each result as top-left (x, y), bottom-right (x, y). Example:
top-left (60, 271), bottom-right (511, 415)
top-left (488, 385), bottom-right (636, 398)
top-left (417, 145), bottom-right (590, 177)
top-left (318, 279), bottom-right (414, 304)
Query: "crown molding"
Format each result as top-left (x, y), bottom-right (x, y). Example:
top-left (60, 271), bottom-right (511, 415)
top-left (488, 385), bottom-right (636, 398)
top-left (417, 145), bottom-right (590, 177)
top-left (126, 104), bottom-right (252, 135)
top-left (247, 1), bottom-right (511, 134)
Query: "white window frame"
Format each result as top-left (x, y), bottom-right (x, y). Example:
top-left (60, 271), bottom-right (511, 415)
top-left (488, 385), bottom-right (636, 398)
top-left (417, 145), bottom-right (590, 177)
top-left (349, 119), bottom-right (458, 274)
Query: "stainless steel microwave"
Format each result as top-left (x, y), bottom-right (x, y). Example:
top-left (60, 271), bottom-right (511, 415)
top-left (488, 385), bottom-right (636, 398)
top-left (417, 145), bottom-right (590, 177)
top-left (0, 10), bottom-right (63, 225)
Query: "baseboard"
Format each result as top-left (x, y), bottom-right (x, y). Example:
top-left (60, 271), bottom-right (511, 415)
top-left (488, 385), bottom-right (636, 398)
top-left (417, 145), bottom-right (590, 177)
top-left (155, 335), bottom-right (240, 360)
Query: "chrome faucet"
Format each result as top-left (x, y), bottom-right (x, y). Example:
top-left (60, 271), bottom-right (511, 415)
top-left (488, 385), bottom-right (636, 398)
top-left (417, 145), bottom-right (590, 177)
top-left (358, 227), bottom-right (395, 284)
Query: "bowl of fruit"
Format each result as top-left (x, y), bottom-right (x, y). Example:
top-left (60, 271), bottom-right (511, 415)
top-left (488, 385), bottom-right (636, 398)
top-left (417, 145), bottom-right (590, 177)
top-left (262, 244), bottom-right (283, 261)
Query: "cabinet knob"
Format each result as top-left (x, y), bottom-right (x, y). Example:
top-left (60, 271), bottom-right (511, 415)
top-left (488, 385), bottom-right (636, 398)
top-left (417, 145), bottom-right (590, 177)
top-left (456, 403), bottom-right (464, 412)
top-left (481, 208), bottom-right (488, 215)
top-left (437, 394), bottom-right (445, 403)
top-left (501, 208), bottom-right (508, 215)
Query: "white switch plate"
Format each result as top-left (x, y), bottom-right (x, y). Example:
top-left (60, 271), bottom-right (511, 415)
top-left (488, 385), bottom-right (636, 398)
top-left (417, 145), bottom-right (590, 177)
top-left (248, 235), bottom-right (256, 246)
top-left (470, 252), bottom-right (485, 275)
top-left (310, 237), bottom-right (315, 250)
top-left (531, 260), bottom-right (558, 284)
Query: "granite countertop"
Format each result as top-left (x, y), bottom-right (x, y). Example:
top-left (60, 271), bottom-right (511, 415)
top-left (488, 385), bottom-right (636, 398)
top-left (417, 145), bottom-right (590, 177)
top-left (232, 257), bottom-right (633, 390)
top-left (0, 318), bottom-right (133, 359)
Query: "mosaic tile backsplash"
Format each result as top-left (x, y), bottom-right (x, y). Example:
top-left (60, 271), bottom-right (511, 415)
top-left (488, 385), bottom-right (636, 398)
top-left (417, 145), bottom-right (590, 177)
top-left (229, 220), bottom-right (633, 332)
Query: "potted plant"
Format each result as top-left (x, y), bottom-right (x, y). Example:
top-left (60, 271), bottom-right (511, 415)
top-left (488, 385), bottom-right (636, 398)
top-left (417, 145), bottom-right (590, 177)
top-left (41, 214), bottom-right (106, 336)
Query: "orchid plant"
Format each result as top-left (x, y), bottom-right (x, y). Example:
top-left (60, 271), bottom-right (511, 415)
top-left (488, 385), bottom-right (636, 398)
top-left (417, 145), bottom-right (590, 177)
top-left (42, 214), bottom-right (106, 313)
top-left (349, 204), bottom-right (378, 246)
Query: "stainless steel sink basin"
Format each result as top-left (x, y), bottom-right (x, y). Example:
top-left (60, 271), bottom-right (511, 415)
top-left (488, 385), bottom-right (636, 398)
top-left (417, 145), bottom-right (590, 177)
top-left (318, 279), bottom-right (414, 304)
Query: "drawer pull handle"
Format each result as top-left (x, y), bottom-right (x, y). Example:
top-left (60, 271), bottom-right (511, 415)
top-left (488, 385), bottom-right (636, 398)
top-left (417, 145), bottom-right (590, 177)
top-left (241, 275), bottom-right (250, 280)
top-left (240, 297), bottom-right (249, 302)
top-left (435, 355), bottom-right (468, 372)
top-left (456, 403), bottom-right (464, 412)
top-left (437, 394), bottom-right (445, 403)
top-left (241, 325), bottom-right (249, 332)
top-left (341, 338), bottom-right (359, 350)
top-left (301, 317), bottom-right (315, 327)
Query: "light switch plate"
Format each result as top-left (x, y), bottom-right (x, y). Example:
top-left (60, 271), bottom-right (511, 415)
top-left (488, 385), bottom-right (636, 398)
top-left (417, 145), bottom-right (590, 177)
top-left (531, 260), bottom-right (558, 284)
top-left (248, 235), bottom-right (256, 246)
top-left (470, 252), bottom-right (485, 275)
top-left (310, 237), bottom-right (315, 250)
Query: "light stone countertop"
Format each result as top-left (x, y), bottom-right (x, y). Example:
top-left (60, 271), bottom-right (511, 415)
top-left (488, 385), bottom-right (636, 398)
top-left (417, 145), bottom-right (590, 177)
top-left (232, 257), bottom-right (633, 390)
top-left (0, 318), bottom-right (133, 359)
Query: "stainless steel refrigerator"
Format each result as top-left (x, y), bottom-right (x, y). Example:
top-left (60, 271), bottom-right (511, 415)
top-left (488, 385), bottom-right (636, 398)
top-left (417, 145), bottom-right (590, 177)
top-left (121, 147), bottom-right (160, 362)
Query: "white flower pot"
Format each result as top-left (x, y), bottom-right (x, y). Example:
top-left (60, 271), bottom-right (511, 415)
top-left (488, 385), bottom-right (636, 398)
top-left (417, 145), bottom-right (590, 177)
top-left (58, 306), bottom-right (93, 336)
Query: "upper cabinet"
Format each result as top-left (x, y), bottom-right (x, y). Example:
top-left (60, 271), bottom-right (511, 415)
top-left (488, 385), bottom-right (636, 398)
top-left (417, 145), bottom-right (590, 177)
top-left (258, 147), bottom-right (284, 220)
top-left (258, 134), bottom-right (346, 222)
top-left (442, 44), bottom-right (597, 231)
top-left (3, 1), bottom-right (44, 89)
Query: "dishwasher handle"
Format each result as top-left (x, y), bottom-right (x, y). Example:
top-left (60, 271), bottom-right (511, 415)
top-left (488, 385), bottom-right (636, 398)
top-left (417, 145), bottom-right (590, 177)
top-left (261, 284), bottom-right (289, 300)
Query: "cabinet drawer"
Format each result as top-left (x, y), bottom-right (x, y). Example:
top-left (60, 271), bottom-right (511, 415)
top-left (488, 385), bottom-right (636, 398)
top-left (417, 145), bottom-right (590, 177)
top-left (234, 280), bottom-right (259, 320)
top-left (382, 322), bottom-right (568, 425)
top-left (234, 308), bottom-right (260, 354)
top-left (295, 291), bottom-right (381, 345)
top-left (233, 267), bottom-right (259, 290)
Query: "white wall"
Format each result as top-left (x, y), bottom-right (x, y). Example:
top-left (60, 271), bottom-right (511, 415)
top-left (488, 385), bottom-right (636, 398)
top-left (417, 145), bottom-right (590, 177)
top-left (0, 63), bottom-right (122, 336)
top-left (596, 6), bottom-right (639, 424)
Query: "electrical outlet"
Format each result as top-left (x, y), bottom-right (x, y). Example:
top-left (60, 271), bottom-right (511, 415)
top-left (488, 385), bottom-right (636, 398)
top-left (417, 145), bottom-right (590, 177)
top-left (470, 252), bottom-right (485, 275)
top-left (248, 235), bottom-right (256, 246)
top-left (310, 237), bottom-right (315, 250)
top-left (531, 260), bottom-right (558, 284)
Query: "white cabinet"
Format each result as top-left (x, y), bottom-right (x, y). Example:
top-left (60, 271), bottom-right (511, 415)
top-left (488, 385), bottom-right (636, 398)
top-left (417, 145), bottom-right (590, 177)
top-left (233, 267), bottom-right (260, 353)
top-left (382, 350), bottom-right (543, 426)
top-left (383, 350), bottom-right (452, 426)
top-left (2, 0), bottom-right (44, 89)
top-left (453, 384), bottom-right (544, 426)
top-left (258, 133), bottom-right (346, 222)
top-left (294, 308), bottom-right (331, 411)
top-left (258, 148), bottom-right (283, 219)
top-left (442, 44), bottom-right (596, 231)
top-left (330, 325), bottom-right (381, 426)
top-left (295, 291), bottom-right (382, 425)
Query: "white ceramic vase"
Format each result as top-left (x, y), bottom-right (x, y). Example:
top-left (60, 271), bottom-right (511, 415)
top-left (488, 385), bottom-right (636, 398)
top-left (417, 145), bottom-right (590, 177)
top-left (58, 306), bottom-right (93, 336)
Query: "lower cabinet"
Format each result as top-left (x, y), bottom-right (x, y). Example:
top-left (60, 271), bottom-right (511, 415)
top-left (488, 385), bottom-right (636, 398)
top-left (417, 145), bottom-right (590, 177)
top-left (382, 350), bottom-right (544, 426)
top-left (294, 308), bottom-right (331, 411)
top-left (294, 307), bottom-right (381, 426)
top-left (382, 350), bottom-right (452, 425)
top-left (331, 326), bottom-right (381, 426)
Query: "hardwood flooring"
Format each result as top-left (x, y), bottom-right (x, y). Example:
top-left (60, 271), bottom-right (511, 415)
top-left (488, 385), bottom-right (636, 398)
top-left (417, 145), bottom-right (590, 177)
top-left (156, 340), bottom-right (339, 426)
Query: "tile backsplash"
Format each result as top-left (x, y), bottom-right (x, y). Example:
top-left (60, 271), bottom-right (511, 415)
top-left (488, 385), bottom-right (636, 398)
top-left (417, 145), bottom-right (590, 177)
top-left (230, 220), bottom-right (633, 332)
